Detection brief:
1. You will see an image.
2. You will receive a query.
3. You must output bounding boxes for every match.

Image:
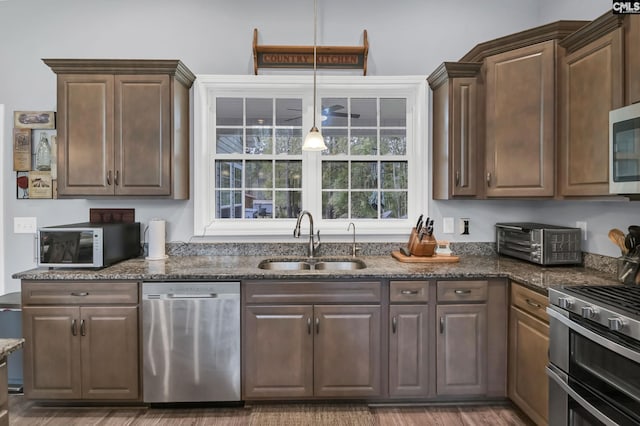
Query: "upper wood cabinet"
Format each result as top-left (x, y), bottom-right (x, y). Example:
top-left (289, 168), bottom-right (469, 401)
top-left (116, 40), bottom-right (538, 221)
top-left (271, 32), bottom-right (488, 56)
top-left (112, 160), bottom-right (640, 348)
top-left (43, 59), bottom-right (195, 199)
top-left (484, 41), bottom-right (556, 198)
top-left (626, 15), bottom-right (640, 105)
top-left (429, 63), bottom-right (482, 199)
top-left (558, 15), bottom-right (624, 197)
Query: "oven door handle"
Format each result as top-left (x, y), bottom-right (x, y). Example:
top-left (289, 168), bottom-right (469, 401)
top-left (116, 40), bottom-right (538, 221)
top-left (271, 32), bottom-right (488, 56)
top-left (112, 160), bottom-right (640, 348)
top-left (547, 306), bottom-right (640, 364)
top-left (546, 366), bottom-right (619, 426)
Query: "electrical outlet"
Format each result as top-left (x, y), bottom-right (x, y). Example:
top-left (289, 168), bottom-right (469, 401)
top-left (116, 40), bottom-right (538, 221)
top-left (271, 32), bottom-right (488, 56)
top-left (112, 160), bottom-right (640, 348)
top-left (14, 217), bottom-right (37, 234)
top-left (443, 217), bottom-right (454, 234)
top-left (576, 221), bottom-right (587, 241)
top-left (460, 218), bottom-right (470, 235)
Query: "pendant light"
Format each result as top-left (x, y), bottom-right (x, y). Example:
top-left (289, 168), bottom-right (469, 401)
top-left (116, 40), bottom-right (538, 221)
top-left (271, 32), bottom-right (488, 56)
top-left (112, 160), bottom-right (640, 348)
top-left (302, 0), bottom-right (327, 151)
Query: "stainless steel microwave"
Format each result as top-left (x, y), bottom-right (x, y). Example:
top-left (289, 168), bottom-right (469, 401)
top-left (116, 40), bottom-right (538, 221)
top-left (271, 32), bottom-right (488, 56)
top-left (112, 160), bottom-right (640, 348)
top-left (610, 102), bottom-right (640, 194)
top-left (37, 222), bottom-right (141, 268)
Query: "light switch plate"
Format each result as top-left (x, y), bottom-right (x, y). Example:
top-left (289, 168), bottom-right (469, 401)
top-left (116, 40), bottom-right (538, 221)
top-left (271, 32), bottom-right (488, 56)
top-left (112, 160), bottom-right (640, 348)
top-left (576, 221), bottom-right (587, 241)
top-left (14, 217), bottom-right (37, 234)
top-left (443, 217), bottom-right (454, 234)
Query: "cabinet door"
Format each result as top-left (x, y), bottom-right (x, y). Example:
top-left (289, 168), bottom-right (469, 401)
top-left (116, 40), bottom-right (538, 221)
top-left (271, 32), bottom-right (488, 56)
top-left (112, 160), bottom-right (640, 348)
top-left (389, 305), bottom-right (429, 398)
top-left (57, 74), bottom-right (115, 196)
top-left (22, 306), bottom-right (82, 399)
top-left (559, 29), bottom-right (623, 196)
top-left (80, 306), bottom-right (139, 400)
top-left (114, 75), bottom-right (171, 196)
top-left (451, 77), bottom-right (479, 197)
top-left (314, 305), bottom-right (381, 398)
top-left (436, 304), bottom-right (487, 396)
top-left (626, 16), bottom-right (640, 105)
top-left (485, 41), bottom-right (555, 197)
top-left (509, 305), bottom-right (549, 425)
top-left (243, 305), bottom-right (313, 398)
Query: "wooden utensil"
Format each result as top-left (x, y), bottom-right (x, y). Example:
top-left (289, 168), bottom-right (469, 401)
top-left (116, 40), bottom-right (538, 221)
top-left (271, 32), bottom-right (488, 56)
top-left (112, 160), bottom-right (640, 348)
top-left (609, 228), bottom-right (628, 255)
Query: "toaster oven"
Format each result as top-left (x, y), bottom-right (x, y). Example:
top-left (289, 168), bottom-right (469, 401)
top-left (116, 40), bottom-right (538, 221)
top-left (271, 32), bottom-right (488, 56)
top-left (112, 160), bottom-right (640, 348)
top-left (495, 222), bottom-right (582, 266)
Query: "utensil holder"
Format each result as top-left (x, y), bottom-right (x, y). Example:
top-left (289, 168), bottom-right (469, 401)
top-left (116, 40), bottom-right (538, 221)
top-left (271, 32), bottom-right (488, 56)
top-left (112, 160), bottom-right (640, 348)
top-left (617, 255), bottom-right (640, 284)
top-left (409, 233), bottom-right (437, 257)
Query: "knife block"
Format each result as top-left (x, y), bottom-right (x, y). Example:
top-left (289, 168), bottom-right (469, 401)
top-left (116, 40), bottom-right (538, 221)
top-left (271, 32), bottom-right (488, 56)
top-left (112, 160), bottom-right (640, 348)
top-left (408, 229), bottom-right (436, 257)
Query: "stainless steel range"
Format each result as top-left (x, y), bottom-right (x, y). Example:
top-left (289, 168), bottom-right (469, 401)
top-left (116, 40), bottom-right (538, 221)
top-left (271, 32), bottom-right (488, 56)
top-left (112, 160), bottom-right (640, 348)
top-left (547, 285), bottom-right (640, 425)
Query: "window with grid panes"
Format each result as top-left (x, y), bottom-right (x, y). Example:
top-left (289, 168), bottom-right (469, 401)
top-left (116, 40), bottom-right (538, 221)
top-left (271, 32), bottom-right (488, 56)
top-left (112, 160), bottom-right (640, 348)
top-left (193, 75), bottom-right (426, 237)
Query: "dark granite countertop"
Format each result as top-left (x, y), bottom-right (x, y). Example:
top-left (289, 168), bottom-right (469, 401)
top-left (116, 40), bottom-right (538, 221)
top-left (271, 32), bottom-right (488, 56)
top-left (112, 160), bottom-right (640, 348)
top-left (13, 254), bottom-right (620, 295)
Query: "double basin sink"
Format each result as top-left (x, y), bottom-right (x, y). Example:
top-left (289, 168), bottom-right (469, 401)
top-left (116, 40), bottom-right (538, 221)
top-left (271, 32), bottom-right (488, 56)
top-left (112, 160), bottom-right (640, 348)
top-left (258, 257), bottom-right (366, 271)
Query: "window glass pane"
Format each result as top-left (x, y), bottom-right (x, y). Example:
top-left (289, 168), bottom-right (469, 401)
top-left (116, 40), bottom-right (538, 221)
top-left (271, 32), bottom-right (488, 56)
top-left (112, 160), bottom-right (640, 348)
top-left (245, 161), bottom-right (273, 188)
top-left (351, 98), bottom-right (377, 127)
top-left (351, 162), bottom-right (378, 189)
top-left (275, 191), bottom-right (302, 218)
top-left (246, 98), bottom-right (273, 126)
top-left (350, 129), bottom-right (377, 155)
top-left (245, 190), bottom-right (273, 218)
top-left (381, 191), bottom-right (407, 219)
top-left (322, 161), bottom-right (348, 189)
top-left (215, 160), bottom-right (242, 189)
top-left (217, 190), bottom-right (243, 218)
top-left (351, 191), bottom-right (378, 218)
top-left (322, 129), bottom-right (348, 155)
top-left (216, 98), bottom-right (243, 126)
top-left (275, 129), bottom-right (302, 155)
top-left (381, 161), bottom-right (408, 189)
top-left (246, 128), bottom-right (273, 154)
top-left (276, 98), bottom-right (302, 126)
top-left (381, 130), bottom-right (406, 155)
top-left (380, 98), bottom-right (406, 127)
top-left (322, 191), bottom-right (348, 219)
top-left (275, 161), bottom-right (302, 188)
top-left (322, 97), bottom-right (348, 127)
top-left (216, 129), bottom-right (243, 154)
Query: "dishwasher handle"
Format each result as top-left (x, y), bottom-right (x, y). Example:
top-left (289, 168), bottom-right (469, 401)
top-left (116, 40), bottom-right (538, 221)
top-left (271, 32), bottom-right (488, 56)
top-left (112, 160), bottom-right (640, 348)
top-left (167, 293), bottom-right (219, 299)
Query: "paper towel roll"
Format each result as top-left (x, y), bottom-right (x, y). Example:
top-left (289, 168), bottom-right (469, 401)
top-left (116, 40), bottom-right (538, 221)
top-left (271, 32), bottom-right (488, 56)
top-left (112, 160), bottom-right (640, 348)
top-left (146, 219), bottom-right (167, 260)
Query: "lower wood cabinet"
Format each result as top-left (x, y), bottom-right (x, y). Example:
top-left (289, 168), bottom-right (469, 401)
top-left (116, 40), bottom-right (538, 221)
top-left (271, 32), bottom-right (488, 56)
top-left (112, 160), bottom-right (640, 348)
top-left (508, 282), bottom-right (550, 425)
top-left (21, 281), bottom-right (140, 401)
top-left (242, 281), bottom-right (382, 400)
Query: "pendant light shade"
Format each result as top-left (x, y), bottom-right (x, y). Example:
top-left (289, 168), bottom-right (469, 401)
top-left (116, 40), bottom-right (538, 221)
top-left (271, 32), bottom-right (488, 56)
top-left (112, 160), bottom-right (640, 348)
top-left (302, 0), bottom-right (327, 152)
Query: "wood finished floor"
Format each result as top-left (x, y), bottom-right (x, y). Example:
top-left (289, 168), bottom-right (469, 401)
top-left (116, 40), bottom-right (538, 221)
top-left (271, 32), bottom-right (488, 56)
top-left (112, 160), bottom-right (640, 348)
top-left (8, 395), bottom-right (535, 425)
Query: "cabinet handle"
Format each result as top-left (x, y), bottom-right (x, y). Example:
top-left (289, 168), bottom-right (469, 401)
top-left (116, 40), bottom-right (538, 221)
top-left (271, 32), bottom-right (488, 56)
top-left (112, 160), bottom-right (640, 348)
top-left (315, 317), bottom-right (320, 334)
top-left (439, 316), bottom-right (445, 334)
top-left (80, 319), bottom-right (86, 336)
top-left (307, 317), bottom-right (312, 335)
top-left (525, 298), bottom-right (542, 309)
top-left (486, 172), bottom-right (492, 186)
top-left (455, 170), bottom-right (460, 187)
top-left (454, 289), bottom-right (471, 295)
top-left (71, 319), bottom-right (77, 336)
top-left (400, 290), bottom-right (419, 295)
top-left (70, 292), bottom-right (89, 297)
top-left (392, 316), bottom-right (397, 334)
top-left (115, 170), bottom-right (119, 186)
top-left (107, 170), bottom-right (112, 186)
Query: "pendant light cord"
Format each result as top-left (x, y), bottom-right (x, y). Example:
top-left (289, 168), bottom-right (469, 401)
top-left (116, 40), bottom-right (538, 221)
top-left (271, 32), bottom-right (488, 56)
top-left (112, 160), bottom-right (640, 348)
top-left (312, 0), bottom-right (318, 129)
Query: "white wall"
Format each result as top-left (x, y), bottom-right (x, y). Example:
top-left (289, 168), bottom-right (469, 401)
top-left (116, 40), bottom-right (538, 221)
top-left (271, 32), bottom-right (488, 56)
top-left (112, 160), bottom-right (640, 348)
top-left (0, 0), bottom-right (614, 293)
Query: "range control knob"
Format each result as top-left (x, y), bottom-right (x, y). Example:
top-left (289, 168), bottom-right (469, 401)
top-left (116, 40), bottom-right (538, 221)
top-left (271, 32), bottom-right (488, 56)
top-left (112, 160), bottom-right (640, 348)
top-left (581, 306), bottom-right (598, 319)
top-left (608, 317), bottom-right (626, 332)
top-left (558, 297), bottom-right (574, 309)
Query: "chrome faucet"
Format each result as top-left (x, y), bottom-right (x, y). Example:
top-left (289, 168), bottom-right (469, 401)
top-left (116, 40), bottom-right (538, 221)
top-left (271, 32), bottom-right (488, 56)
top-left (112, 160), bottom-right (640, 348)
top-left (293, 210), bottom-right (321, 258)
top-left (347, 222), bottom-right (360, 257)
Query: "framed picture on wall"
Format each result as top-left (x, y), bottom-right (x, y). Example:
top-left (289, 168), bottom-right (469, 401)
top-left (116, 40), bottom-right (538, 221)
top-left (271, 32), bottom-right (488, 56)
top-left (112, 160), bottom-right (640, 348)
top-left (12, 128), bottom-right (31, 171)
top-left (28, 171), bottom-right (52, 199)
top-left (13, 111), bottom-right (55, 129)
top-left (16, 172), bottom-right (29, 199)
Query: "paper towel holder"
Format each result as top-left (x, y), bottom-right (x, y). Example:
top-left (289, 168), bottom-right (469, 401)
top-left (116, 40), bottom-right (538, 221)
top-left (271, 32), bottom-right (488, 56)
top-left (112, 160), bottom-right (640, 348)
top-left (145, 219), bottom-right (168, 261)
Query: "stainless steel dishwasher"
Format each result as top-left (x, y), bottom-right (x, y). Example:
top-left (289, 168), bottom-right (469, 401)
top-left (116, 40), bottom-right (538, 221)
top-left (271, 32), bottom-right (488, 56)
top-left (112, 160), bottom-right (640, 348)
top-left (142, 282), bottom-right (240, 403)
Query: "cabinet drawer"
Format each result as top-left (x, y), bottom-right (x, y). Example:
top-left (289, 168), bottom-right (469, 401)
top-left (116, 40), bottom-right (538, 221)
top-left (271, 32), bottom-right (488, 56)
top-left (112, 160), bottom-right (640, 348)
top-left (244, 281), bottom-right (381, 304)
top-left (511, 282), bottom-right (548, 323)
top-left (390, 281), bottom-right (429, 303)
top-left (22, 281), bottom-right (139, 305)
top-left (437, 280), bottom-right (488, 302)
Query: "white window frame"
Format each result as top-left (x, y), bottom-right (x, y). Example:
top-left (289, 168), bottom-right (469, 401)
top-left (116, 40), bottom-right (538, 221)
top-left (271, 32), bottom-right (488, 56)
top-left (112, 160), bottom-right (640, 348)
top-left (193, 75), bottom-right (427, 240)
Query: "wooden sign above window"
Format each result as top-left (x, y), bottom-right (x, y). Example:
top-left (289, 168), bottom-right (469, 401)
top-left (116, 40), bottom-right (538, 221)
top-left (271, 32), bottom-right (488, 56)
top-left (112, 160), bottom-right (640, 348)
top-left (252, 29), bottom-right (369, 75)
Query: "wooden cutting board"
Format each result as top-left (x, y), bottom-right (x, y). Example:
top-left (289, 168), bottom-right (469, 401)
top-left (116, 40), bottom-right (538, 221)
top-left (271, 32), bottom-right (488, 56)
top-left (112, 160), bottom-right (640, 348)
top-left (391, 250), bottom-right (460, 263)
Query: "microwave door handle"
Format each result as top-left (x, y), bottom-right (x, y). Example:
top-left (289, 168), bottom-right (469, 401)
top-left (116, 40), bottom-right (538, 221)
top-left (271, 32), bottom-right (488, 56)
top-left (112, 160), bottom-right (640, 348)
top-left (547, 307), bottom-right (640, 363)
top-left (546, 366), bottom-right (619, 426)
top-left (33, 234), bottom-right (38, 263)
